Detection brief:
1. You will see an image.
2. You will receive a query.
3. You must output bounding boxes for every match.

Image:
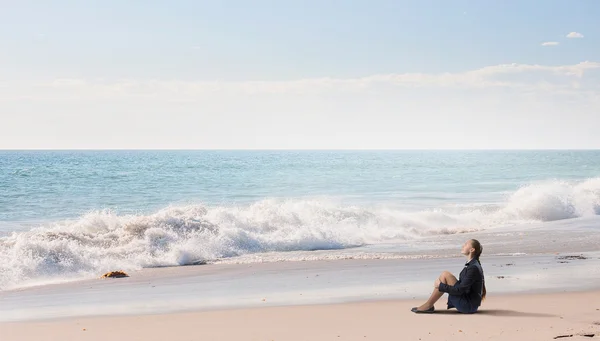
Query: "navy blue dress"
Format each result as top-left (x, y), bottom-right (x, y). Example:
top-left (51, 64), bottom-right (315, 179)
top-left (438, 258), bottom-right (485, 314)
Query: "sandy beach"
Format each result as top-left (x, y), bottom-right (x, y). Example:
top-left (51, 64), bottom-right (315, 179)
top-left (2, 290), bottom-right (599, 341)
top-left (2, 241), bottom-right (600, 340)
top-left (2, 218), bottom-right (600, 340)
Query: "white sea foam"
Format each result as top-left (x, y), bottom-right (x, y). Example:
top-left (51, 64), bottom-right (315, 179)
top-left (501, 178), bottom-right (600, 221)
top-left (1, 178), bottom-right (599, 290)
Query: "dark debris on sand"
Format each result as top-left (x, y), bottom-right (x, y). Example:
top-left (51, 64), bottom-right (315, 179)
top-left (554, 334), bottom-right (595, 339)
top-left (557, 255), bottom-right (588, 260)
top-left (100, 271), bottom-right (129, 278)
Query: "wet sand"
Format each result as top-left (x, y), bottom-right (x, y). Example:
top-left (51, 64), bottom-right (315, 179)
top-left (2, 290), bottom-right (600, 341)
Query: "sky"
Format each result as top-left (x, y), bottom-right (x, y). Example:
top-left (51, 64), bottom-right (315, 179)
top-left (1, 0), bottom-right (599, 149)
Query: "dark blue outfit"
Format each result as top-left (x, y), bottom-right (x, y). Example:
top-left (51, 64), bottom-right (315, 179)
top-left (438, 258), bottom-right (485, 314)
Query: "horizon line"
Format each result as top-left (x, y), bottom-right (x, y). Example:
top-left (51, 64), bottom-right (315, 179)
top-left (1, 148), bottom-right (600, 152)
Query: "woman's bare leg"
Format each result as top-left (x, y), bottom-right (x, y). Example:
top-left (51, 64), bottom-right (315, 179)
top-left (417, 271), bottom-right (458, 311)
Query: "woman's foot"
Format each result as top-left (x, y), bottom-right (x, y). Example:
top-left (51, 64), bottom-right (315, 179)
top-left (417, 304), bottom-right (434, 311)
top-left (411, 306), bottom-right (435, 313)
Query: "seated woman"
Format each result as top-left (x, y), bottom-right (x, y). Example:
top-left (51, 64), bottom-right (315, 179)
top-left (412, 239), bottom-right (486, 314)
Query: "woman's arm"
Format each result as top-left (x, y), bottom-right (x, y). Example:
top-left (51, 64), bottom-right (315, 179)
top-left (438, 266), bottom-right (478, 296)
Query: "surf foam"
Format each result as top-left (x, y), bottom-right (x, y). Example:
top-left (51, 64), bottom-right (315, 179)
top-left (1, 178), bottom-right (599, 289)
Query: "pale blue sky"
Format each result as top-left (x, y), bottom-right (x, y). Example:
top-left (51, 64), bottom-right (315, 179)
top-left (1, 1), bottom-right (599, 149)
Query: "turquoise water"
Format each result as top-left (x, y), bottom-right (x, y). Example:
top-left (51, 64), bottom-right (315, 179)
top-left (2, 150), bottom-right (599, 227)
top-left (0, 150), bottom-right (599, 289)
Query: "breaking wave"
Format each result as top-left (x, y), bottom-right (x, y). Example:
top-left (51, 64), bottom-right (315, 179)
top-left (1, 178), bottom-right (599, 289)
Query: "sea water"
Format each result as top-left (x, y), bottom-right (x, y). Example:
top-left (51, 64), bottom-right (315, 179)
top-left (1, 150), bottom-right (599, 289)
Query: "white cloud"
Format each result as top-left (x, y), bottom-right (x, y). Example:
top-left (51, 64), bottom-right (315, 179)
top-left (56, 62), bottom-right (600, 94)
top-left (567, 32), bottom-right (584, 38)
top-left (2, 63), bottom-right (600, 149)
top-left (1, 61), bottom-right (598, 103)
top-left (541, 42), bottom-right (559, 46)
top-left (470, 61), bottom-right (600, 77)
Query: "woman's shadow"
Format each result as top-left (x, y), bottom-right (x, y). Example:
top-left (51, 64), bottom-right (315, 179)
top-left (434, 309), bottom-right (556, 318)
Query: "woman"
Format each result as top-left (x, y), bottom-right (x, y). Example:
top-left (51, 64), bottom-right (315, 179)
top-left (411, 239), bottom-right (486, 314)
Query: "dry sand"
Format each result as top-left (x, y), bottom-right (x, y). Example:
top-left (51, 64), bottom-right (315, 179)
top-left (2, 290), bottom-right (599, 341)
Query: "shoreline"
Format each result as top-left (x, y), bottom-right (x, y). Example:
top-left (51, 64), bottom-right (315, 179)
top-left (2, 221), bottom-right (600, 340)
top-left (4, 214), bottom-right (600, 293)
top-left (2, 251), bottom-right (599, 323)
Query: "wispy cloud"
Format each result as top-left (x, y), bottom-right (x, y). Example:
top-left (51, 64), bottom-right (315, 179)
top-left (566, 32), bottom-right (584, 38)
top-left (541, 42), bottom-right (559, 46)
top-left (469, 61), bottom-right (599, 77)
top-left (3, 61), bottom-right (598, 102)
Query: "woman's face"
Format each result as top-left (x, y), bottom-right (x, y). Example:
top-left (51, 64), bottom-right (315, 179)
top-left (461, 240), bottom-right (474, 256)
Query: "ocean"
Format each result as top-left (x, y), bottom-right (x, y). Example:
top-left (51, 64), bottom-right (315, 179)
top-left (1, 150), bottom-right (599, 290)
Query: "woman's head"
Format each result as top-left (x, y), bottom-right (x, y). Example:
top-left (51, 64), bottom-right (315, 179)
top-left (461, 239), bottom-right (483, 259)
top-left (470, 239), bottom-right (483, 260)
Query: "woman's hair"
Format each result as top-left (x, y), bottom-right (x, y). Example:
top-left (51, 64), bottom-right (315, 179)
top-left (470, 239), bottom-right (487, 301)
